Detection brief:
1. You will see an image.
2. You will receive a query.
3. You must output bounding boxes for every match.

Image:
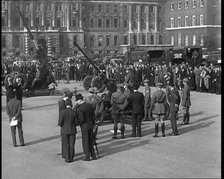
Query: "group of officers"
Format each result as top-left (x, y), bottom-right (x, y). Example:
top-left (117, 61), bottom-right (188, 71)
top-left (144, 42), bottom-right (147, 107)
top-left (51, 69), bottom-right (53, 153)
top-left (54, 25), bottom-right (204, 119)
top-left (57, 66), bottom-right (191, 163)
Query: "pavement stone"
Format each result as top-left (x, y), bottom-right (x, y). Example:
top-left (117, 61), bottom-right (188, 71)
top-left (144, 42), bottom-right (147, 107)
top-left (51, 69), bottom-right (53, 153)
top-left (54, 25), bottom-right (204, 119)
top-left (1, 81), bottom-right (221, 178)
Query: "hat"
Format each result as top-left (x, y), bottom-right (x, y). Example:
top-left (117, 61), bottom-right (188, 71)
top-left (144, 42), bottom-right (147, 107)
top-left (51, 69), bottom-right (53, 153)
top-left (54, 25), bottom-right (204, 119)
top-left (164, 75), bottom-right (171, 82)
top-left (75, 93), bottom-right (83, 101)
top-left (183, 78), bottom-right (189, 83)
top-left (156, 83), bottom-right (163, 87)
top-left (88, 87), bottom-right (95, 93)
top-left (116, 83), bottom-right (124, 88)
top-left (143, 79), bottom-right (149, 83)
top-left (62, 88), bottom-right (73, 98)
top-left (93, 87), bottom-right (99, 94)
top-left (133, 84), bottom-right (139, 90)
top-left (65, 98), bottom-right (72, 107)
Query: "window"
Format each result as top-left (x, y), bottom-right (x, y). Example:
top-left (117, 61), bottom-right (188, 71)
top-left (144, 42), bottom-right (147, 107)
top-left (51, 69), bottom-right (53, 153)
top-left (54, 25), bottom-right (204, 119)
top-left (192, 15), bottom-right (196, 26)
top-left (192, 0), bottom-right (196, 8)
top-left (114, 18), bottom-right (118, 28)
top-left (123, 35), bottom-right (128, 45)
top-left (72, 18), bottom-right (77, 28)
top-left (98, 4), bottom-right (102, 12)
top-left (106, 36), bottom-right (110, 46)
top-left (159, 35), bottom-right (162, 44)
top-left (98, 18), bottom-right (102, 28)
top-left (178, 17), bottom-right (181, 27)
top-left (72, 3), bottom-right (78, 11)
top-left (200, 15), bottom-right (204, 25)
top-left (151, 35), bottom-right (154, 44)
top-left (90, 18), bottom-right (94, 28)
top-left (36, 17), bottom-right (40, 26)
top-left (56, 3), bottom-right (62, 11)
top-left (171, 36), bottom-right (174, 45)
top-left (178, 1), bottom-right (181, 10)
top-left (133, 5), bottom-right (137, 12)
top-left (106, 4), bottom-right (110, 12)
top-left (73, 35), bottom-right (78, 44)
top-left (185, 0), bottom-right (189, 9)
top-left (98, 36), bottom-right (103, 46)
top-left (200, 35), bottom-right (204, 46)
top-left (123, 20), bottom-right (128, 29)
top-left (133, 34), bottom-right (137, 45)
top-left (2, 16), bottom-right (6, 27)
top-left (141, 19), bottom-right (146, 29)
top-left (90, 36), bottom-right (94, 47)
top-left (142, 34), bottom-right (146, 45)
top-left (114, 4), bottom-right (118, 12)
top-left (193, 35), bottom-right (196, 46)
top-left (57, 17), bottom-right (61, 27)
top-left (25, 3), bottom-right (30, 11)
top-left (114, 36), bottom-right (118, 46)
top-left (36, 3), bottom-right (41, 11)
top-left (171, 18), bottom-right (174, 28)
top-left (123, 5), bottom-right (128, 12)
top-left (106, 18), bottom-right (110, 28)
top-left (90, 5), bottom-right (94, 12)
top-left (178, 33), bottom-right (181, 46)
top-left (46, 4), bottom-right (51, 11)
top-left (2, 36), bottom-right (6, 48)
top-left (185, 16), bottom-right (188, 26)
top-left (133, 20), bottom-right (137, 29)
top-left (185, 35), bottom-right (189, 46)
top-left (200, 0), bottom-right (204, 7)
top-left (14, 35), bottom-right (20, 48)
top-left (171, 2), bottom-right (174, 11)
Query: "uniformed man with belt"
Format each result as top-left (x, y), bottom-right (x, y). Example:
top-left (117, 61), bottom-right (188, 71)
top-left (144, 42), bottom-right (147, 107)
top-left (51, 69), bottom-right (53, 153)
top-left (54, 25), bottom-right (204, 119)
top-left (111, 84), bottom-right (129, 139)
top-left (150, 83), bottom-right (169, 137)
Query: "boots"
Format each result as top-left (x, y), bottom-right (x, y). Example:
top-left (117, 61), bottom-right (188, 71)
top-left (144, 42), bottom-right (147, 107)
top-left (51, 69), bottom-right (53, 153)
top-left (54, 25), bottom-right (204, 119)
top-left (182, 113), bottom-right (187, 124)
top-left (120, 125), bottom-right (125, 139)
top-left (112, 125), bottom-right (117, 139)
top-left (185, 113), bottom-right (190, 124)
top-left (153, 123), bottom-right (159, 137)
top-left (161, 123), bottom-right (165, 137)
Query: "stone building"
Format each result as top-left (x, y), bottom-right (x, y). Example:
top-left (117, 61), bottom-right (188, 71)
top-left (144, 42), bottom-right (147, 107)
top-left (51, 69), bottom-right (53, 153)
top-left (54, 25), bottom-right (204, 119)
top-left (1, 0), bottom-right (221, 58)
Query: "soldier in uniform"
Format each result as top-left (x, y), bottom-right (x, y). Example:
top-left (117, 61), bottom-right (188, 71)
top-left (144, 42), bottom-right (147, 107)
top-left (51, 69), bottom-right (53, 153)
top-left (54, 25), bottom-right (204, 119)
top-left (143, 79), bottom-right (152, 121)
top-left (181, 78), bottom-right (191, 125)
top-left (111, 84), bottom-right (129, 139)
top-left (150, 83), bottom-right (169, 137)
top-left (129, 84), bottom-right (145, 137)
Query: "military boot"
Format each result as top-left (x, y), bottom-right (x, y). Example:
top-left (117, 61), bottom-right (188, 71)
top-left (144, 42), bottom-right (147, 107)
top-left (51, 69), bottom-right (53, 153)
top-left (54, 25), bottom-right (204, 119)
top-left (120, 125), bottom-right (125, 139)
top-left (185, 113), bottom-right (190, 124)
top-left (161, 123), bottom-right (165, 137)
top-left (153, 123), bottom-right (159, 137)
top-left (182, 113), bottom-right (187, 125)
top-left (112, 125), bottom-right (117, 139)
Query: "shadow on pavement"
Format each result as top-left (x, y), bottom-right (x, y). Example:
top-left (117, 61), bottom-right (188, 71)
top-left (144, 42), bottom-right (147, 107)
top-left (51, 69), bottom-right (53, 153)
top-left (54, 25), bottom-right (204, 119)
top-left (25, 135), bottom-right (61, 146)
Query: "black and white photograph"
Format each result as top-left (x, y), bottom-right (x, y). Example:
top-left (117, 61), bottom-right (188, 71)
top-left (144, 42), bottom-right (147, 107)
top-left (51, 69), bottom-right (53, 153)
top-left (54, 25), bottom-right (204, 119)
top-left (1, 0), bottom-right (221, 178)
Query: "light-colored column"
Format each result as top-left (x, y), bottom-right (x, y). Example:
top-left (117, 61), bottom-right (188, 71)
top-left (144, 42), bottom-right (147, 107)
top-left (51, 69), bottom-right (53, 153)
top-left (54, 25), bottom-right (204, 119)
top-left (145, 6), bottom-right (149, 32)
top-left (30, 2), bottom-right (34, 27)
top-left (62, 3), bottom-right (65, 27)
top-left (154, 5), bottom-right (158, 32)
top-left (128, 4), bottom-right (132, 32)
top-left (20, 3), bottom-right (23, 27)
top-left (79, 3), bottom-right (82, 30)
top-left (67, 2), bottom-right (70, 31)
top-left (52, 3), bottom-right (55, 27)
top-left (137, 5), bottom-right (140, 32)
top-left (41, 3), bottom-right (44, 26)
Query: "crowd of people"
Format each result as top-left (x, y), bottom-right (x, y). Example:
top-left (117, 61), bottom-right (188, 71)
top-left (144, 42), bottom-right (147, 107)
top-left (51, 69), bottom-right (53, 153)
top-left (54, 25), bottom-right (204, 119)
top-left (4, 55), bottom-right (221, 163)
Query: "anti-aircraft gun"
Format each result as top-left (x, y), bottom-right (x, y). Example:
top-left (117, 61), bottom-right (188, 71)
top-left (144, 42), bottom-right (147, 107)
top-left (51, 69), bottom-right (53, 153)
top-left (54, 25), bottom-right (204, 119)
top-left (73, 42), bottom-right (117, 93)
top-left (4, 8), bottom-right (56, 96)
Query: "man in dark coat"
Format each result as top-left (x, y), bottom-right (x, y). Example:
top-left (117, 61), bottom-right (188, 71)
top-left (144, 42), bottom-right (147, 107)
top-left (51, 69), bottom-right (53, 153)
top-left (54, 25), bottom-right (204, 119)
top-left (58, 98), bottom-right (78, 163)
top-left (143, 79), bottom-right (152, 121)
top-left (58, 88), bottom-right (73, 158)
top-left (167, 83), bottom-right (180, 136)
top-left (129, 84), bottom-right (145, 137)
top-left (7, 92), bottom-right (25, 147)
top-left (76, 94), bottom-right (96, 161)
top-left (15, 77), bottom-right (23, 107)
top-left (5, 76), bottom-right (15, 104)
top-left (150, 83), bottom-right (169, 137)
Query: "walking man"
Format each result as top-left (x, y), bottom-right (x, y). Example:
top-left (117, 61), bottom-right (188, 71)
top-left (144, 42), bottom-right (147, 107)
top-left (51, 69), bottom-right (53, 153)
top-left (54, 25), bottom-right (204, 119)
top-left (150, 83), bottom-right (169, 137)
top-left (7, 91), bottom-right (25, 147)
top-left (181, 78), bottom-right (191, 125)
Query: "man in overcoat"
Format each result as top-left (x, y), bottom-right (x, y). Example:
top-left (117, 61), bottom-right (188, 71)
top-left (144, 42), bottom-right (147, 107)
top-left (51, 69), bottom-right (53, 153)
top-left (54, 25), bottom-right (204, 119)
top-left (129, 84), bottom-right (145, 137)
top-left (7, 92), bottom-right (25, 147)
top-left (143, 79), bottom-right (152, 121)
top-left (76, 94), bottom-right (96, 161)
top-left (58, 98), bottom-right (78, 163)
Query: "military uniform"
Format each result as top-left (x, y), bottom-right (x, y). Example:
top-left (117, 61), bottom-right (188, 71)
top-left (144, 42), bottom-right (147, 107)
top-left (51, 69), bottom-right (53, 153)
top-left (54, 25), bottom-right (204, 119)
top-left (150, 83), bottom-right (169, 137)
top-left (181, 78), bottom-right (191, 124)
top-left (143, 79), bottom-right (152, 121)
top-left (111, 84), bottom-right (128, 139)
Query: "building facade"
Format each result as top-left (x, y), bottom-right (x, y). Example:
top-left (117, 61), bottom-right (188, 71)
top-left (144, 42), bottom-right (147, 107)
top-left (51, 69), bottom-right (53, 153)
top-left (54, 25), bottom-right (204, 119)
top-left (1, 0), bottom-right (221, 58)
top-left (164, 0), bottom-right (221, 50)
